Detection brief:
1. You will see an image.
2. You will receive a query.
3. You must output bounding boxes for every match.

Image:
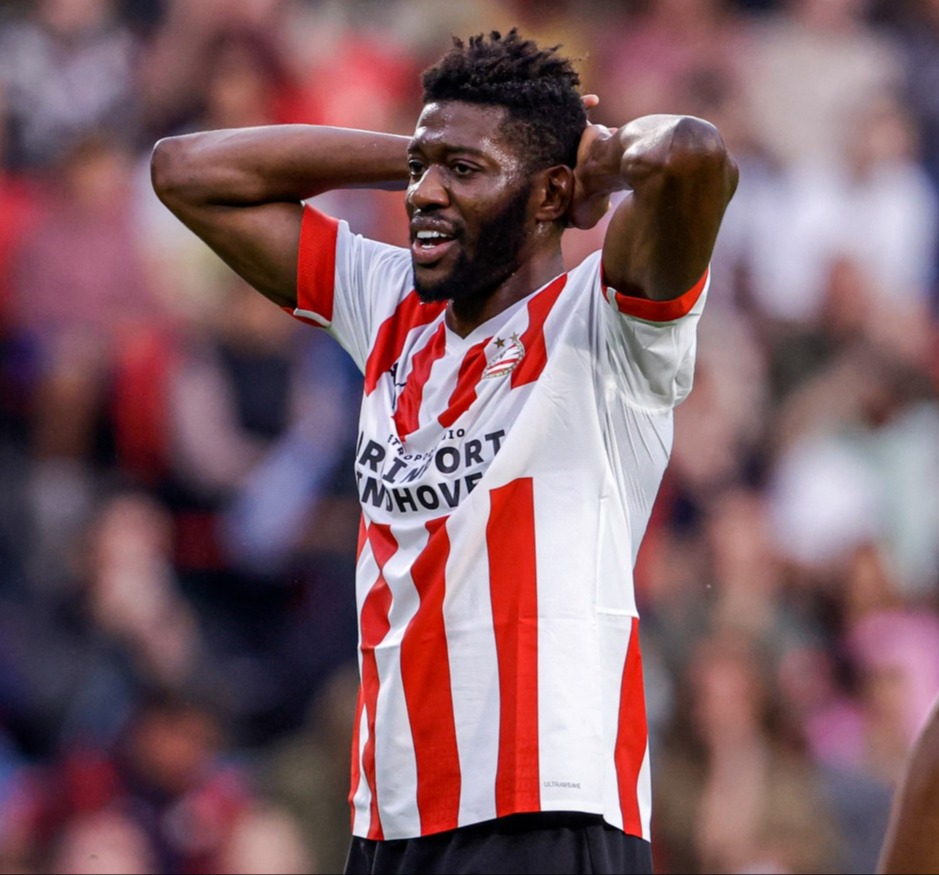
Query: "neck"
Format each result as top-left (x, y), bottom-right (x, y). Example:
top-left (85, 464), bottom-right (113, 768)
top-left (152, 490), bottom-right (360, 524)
top-left (445, 245), bottom-right (565, 337)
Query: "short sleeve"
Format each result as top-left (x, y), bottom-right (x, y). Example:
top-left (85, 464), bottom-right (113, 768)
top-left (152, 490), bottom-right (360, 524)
top-left (288, 204), bottom-right (413, 373)
top-left (591, 252), bottom-right (709, 410)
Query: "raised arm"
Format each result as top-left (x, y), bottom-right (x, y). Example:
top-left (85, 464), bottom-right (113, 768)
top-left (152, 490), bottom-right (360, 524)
top-left (150, 126), bottom-right (410, 308)
top-left (879, 695), bottom-right (939, 874)
top-left (570, 114), bottom-right (738, 301)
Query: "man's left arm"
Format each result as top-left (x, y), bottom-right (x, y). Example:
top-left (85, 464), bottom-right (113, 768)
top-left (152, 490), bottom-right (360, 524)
top-left (570, 114), bottom-right (738, 301)
top-left (879, 694), bottom-right (939, 874)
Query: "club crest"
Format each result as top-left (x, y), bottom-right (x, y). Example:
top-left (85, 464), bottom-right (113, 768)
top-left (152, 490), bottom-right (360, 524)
top-left (482, 334), bottom-right (525, 380)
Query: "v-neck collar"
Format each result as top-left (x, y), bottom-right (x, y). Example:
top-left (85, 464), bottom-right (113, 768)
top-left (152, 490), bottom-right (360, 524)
top-left (442, 271), bottom-right (568, 354)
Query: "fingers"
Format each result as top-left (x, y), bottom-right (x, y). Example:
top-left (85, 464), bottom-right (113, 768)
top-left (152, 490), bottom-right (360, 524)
top-left (577, 123), bottom-right (613, 156)
top-left (568, 191), bottom-right (612, 231)
top-left (582, 94), bottom-right (600, 111)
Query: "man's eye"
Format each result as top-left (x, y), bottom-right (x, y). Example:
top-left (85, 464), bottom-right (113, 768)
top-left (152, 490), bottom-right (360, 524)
top-left (452, 162), bottom-right (475, 176)
top-left (408, 161), bottom-right (424, 178)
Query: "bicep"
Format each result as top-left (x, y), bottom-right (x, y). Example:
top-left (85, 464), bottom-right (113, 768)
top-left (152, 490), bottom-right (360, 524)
top-left (602, 125), bottom-right (738, 301)
top-left (169, 200), bottom-right (303, 309)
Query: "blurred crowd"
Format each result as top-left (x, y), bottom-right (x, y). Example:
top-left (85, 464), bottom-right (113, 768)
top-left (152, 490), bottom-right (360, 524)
top-left (0, 0), bottom-right (938, 872)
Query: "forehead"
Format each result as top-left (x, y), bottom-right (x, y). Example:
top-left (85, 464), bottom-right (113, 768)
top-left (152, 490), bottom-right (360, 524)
top-left (411, 101), bottom-right (518, 160)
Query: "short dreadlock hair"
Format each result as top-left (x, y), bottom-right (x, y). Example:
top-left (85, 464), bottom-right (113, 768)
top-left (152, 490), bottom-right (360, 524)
top-left (421, 29), bottom-right (587, 173)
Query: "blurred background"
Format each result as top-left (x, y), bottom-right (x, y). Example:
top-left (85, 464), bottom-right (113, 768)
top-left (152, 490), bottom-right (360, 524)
top-left (0, 0), bottom-right (937, 872)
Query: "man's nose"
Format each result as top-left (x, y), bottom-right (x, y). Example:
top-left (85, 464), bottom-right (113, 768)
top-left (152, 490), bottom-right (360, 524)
top-left (407, 165), bottom-right (449, 210)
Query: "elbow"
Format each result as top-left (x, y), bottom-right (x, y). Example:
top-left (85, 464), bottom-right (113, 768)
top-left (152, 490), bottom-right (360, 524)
top-left (669, 116), bottom-right (726, 155)
top-left (666, 117), bottom-right (737, 194)
top-left (618, 115), bottom-right (737, 200)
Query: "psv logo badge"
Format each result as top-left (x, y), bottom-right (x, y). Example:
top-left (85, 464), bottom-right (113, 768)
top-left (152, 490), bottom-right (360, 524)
top-left (482, 334), bottom-right (525, 380)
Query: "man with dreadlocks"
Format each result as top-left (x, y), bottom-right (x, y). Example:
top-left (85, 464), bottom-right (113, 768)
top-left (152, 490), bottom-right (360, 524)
top-left (152, 28), bottom-right (737, 875)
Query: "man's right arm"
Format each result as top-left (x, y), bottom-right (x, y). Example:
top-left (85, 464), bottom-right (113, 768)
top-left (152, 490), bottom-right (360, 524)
top-left (879, 694), bottom-right (939, 873)
top-left (150, 126), bottom-right (410, 308)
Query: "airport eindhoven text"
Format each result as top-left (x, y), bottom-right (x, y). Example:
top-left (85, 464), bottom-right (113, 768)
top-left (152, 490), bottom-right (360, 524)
top-left (354, 429), bottom-right (507, 514)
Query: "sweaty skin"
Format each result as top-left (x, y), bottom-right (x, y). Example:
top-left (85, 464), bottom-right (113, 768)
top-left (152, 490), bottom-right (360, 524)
top-left (405, 101), bottom-right (570, 334)
top-left (150, 100), bottom-right (737, 337)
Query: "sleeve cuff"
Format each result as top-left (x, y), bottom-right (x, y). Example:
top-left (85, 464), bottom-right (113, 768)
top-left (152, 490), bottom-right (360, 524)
top-left (604, 266), bottom-right (710, 323)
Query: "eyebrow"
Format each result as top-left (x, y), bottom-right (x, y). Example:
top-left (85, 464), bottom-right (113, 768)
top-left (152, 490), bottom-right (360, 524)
top-left (406, 140), bottom-right (490, 159)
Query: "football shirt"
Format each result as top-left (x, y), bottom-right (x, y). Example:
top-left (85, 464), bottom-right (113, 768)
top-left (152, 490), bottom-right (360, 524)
top-left (289, 205), bottom-right (708, 841)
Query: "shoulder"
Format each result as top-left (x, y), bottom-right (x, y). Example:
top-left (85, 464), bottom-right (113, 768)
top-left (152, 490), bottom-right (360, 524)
top-left (303, 204), bottom-right (411, 278)
top-left (565, 250), bottom-right (605, 292)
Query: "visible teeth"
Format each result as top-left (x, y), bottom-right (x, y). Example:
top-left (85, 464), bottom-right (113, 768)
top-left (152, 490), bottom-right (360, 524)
top-left (416, 231), bottom-right (445, 240)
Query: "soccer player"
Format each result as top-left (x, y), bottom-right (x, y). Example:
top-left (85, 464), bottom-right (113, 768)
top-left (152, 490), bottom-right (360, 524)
top-left (151, 29), bottom-right (737, 875)
top-left (879, 694), bottom-right (939, 874)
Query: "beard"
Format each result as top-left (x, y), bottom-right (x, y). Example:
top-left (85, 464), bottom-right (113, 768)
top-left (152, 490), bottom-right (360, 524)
top-left (414, 185), bottom-right (532, 304)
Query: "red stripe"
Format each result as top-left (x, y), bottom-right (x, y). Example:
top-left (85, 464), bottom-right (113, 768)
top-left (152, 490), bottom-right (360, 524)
top-left (438, 337), bottom-right (491, 429)
top-left (359, 523), bottom-right (398, 840)
top-left (511, 275), bottom-right (568, 388)
top-left (399, 517), bottom-right (461, 832)
top-left (355, 515), bottom-right (367, 562)
top-left (392, 322), bottom-right (447, 441)
top-left (487, 478), bottom-right (540, 816)
top-left (348, 687), bottom-right (365, 830)
top-left (614, 618), bottom-right (648, 837)
top-left (364, 292), bottom-right (446, 395)
top-left (295, 206), bottom-right (340, 324)
top-left (608, 267), bottom-right (709, 323)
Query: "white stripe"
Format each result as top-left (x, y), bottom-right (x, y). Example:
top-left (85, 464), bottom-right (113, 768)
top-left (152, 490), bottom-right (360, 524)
top-left (350, 691), bottom-right (371, 837)
top-left (395, 321), bottom-right (443, 390)
top-left (371, 523), bottom-right (428, 839)
top-left (350, 538), bottom-right (380, 836)
top-left (598, 616), bottom-right (633, 832)
top-left (534, 474), bottom-right (605, 813)
top-left (638, 740), bottom-right (652, 840)
top-left (441, 495), bottom-right (501, 827)
top-left (415, 348), bottom-right (460, 438)
top-left (355, 537), bottom-right (380, 618)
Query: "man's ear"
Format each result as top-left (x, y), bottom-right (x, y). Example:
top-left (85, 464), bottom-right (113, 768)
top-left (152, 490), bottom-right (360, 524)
top-left (534, 165), bottom-right (575, 223)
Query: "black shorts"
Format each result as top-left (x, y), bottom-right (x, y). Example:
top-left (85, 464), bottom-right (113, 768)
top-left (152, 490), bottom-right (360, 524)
top-left (344, 811), bottom-right (653, 875)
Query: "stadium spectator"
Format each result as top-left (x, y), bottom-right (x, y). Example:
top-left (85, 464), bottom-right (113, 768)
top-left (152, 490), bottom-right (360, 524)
top-left (741, 0), bottom-right (903, 167)
top-left (0, 0), bottom-right (138, 171)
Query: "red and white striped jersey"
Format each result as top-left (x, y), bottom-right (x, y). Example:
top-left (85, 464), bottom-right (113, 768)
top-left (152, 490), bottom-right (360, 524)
top-left (289, 205), bottom-right (708, 842)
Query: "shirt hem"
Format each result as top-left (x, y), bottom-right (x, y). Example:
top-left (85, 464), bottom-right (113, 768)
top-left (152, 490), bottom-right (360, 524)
top-left (351, 801), bottom-right (651, 842)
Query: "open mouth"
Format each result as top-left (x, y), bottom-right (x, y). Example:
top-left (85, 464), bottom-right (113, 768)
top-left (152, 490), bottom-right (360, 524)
top-left (411, 230), bottom-right (458, 266)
